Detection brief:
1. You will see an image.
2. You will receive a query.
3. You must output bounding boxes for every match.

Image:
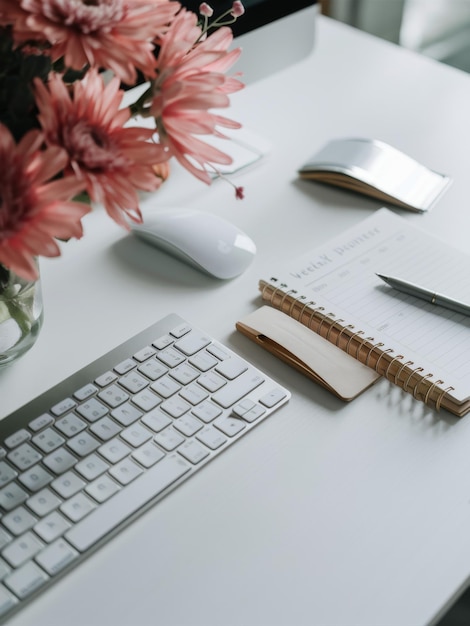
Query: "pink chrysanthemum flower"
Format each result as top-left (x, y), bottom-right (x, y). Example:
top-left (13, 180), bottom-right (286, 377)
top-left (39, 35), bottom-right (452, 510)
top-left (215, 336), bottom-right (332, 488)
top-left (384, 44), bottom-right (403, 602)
top-left (1, 0), bottom-right (180, 85)
top-left (0, 124), bottom-right (91, 281)
top-left (34, 68), bottom-right (168, 228)
top-left (150, 8), bottom-right (244, 185)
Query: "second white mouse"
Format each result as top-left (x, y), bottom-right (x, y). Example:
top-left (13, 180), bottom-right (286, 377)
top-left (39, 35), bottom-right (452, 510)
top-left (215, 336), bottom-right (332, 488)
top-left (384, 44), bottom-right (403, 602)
top-left (131, 209), bottom-right (257, 279)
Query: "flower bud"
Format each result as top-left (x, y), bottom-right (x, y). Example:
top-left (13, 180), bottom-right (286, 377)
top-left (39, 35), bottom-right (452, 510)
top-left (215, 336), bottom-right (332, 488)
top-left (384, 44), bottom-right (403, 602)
top-left (231, 1), bottom-right (245, 17)
top-left (199, 3), bottom-right (213, 17)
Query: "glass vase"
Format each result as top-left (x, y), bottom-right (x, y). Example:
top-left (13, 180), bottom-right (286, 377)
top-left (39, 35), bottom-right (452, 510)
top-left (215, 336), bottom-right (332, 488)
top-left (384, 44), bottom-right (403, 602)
top-left (0, 262), bottom-right (44, 366)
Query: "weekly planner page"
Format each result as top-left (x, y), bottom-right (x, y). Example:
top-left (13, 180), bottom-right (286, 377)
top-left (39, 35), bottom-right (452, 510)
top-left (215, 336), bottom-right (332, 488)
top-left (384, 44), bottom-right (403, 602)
top-left (262, 208), bottom-right (470, 404)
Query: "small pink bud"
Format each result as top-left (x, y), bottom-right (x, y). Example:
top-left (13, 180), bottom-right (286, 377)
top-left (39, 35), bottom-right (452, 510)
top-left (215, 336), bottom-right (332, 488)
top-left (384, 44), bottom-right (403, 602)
top-left (235, 186), bottom-right (244, 200)
top-left (231, 1), bottom-right (245, 17)
top-left (199, 2), bottom-right (213, 17)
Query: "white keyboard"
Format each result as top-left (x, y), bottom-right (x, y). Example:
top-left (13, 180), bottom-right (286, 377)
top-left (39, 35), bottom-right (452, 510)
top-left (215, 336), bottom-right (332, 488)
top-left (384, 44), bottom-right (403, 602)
top-left (0, 313), bottom-right (290, 622)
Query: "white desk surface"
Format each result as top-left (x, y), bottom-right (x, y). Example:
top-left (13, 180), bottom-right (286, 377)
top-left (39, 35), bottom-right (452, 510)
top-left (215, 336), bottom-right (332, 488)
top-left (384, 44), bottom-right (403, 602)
top-left (3, 15), bottom-right (470, 626)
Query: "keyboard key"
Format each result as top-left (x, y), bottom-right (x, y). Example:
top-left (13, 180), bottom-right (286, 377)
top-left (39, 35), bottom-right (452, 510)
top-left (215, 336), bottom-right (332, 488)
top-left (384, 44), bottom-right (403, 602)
top-left (152, 334), bottom-right (173, 350)
top-left (260, 387), bottom-right (289, 408)
top-left (50, 398), bottom-right (76, 417)
top-left (75, 454), bottom-right (109, 481)
top-left (137, 359), bottom-right (168, 381)
top-left (51, 471), bottom-right (86, 499)
top-left (73, 383), bottom-right (98, 401)
top-left (141, 409), bottom-right (172, 433)
top-left (174, 331), bottom-right (211, 356)
top-left (111, 402), bottom-right (143, 427)
top-left (0, 483), bottom-right (28, 511)
top-left (76, 398), bottom-right (108, 422)
top-left (119, 371), bottom-right (149, 394)
top-left (120, 424), bottom-right (152, 448)
top-left (156, 347), bottom-right (186, 368)
top-left (189, 351), bottom-right (218, 372)
top-left (94, 371), bottom-right (117, 387)
top-left (18, 465), bottom-right (53, 492)
top-left (89, 417), bottom-right (122, 441)
top-left (27, 488), bottom-right (61, 518)
top-left (55, 414), bottom-right (87, 437)
top-left (4, 430), bottom-right (31, 450)
top-left (85, 475), bottom-right (120, 503)
top-left (97, 384), bottom-right (129, 408)
top-left (0, 462), bottom-right (17, 487)
top-left (191, 401), bottom-right (222, 423)
top-left (213, 416), bottom-right (246, 438)
top-left (131, 442), bottom-right (165, 468)
top-left (154, 429), bottom-right (184, 451)
top-left (4, 561), bottom-right (49, 598)
top-left (215, 357), bottom-right (248, 380)
top-left (197, 371), bottom-right (226, 393)
top-left (7, 444), bottom-right (42, 471)
top-left (133, 345), bottom-right (156, 362)
top-left (2, 507), bottom-right (37, 536)
top-left (196, 427), bottom-right (227, 450)
top-left (169, 363), bottom-right (200, 385)
top-left (109, 458), bottom-right (143, 485)
top-left (2, 532), bottom-right (43, 568)
top-left (60, 493), bottom-right (96, 522)
top-left (0, 584), bottom-right (18, 615)
top-left (114, 358), bottom-right (136, 375)
top-left (212, 371), bottom-right (265, 408)
top-left (66, 433), bottom-right (100, 457)
top-left (35, 538), bottom-right (78, 576)
top-left (160, 397), bottom-right (191, 419)
top-left (178, 440), bottom-right (210, 465)
top-left (132, 389), bottom-right (161, 412)
top-left (98, 438), bottom-right (131, 464)
top-left (28, 414), bottom-right (54, 432)
top-left (150, 376), bottom-right (181, 399)
top-left (43, 448), bottom-right (77, 475)
top-left (170, 323), bottom-right (191, 339)
top-left (173, 415), bottom-right (203, 437)
top-left (34, 512), bottom-right (71, 543)
top-left (32, 428), bottom-right (65, 453)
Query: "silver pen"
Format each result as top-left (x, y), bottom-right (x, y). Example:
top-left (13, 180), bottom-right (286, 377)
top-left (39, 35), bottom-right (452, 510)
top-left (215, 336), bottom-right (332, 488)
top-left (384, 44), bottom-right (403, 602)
top-left (376, 273), bottom-right (470, 317)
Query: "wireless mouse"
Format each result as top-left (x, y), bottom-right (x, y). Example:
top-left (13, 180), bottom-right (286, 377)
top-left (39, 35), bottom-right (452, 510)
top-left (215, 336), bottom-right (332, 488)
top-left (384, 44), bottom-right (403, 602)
top-left (131, 209), bottom-right (257, 279)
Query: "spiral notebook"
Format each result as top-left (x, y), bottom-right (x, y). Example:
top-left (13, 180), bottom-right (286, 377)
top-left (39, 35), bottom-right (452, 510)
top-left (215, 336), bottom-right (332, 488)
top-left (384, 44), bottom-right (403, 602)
top-left (251, 208), bottom-right (470, 416)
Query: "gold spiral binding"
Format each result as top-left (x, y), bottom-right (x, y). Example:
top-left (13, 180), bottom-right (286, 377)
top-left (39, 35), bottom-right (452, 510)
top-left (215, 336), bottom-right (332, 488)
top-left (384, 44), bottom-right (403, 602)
top-left (259, 280), bottom-right (456, 414)
top-left (318, 312), bottom-right (335, 338)
top-left (412, 372), bottom-right (433, 400)
top-left (394, 360), bottom-right (414, 386)
top-left (436, 386), bottom-right (455, 411)
top-left (279, 289), bottom-right (297, 312)
top-left (297, 300), bottom-right (315, 323)
top-left (335, 324), bottom-right (355, 349)
top-left (374, 348), bottom-right (393, 376)
top-left (289, 295), bottom-right (300, 317)
top-left (263, 284), bottom-right (281, 304)
top-left (346, 330), bottom-right (364, 355)
top-left (326, 318), bottom-right (344, 342)
top-left (384, 354), bottom-right (404, 381)
top-left (307, 306), bottom-right (325, 331)
top-left (355, 335), bottom-right (374, 360)
top-left (424, 379), bottom-right (444, 407)
top-left (403, 367), bottom-right (424, 393)
top-left (366, 342), bottom-right (384, 367)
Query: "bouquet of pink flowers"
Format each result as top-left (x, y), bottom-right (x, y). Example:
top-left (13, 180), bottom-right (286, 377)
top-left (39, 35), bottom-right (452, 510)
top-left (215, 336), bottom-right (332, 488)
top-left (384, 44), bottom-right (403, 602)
top-left (0, 0), bottom-right (245, 282)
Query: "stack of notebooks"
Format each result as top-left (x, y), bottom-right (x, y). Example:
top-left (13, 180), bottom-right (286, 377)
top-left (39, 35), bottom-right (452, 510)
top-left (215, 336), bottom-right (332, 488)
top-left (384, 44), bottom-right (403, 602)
top-left (237, 208), bottom-right (470, 417)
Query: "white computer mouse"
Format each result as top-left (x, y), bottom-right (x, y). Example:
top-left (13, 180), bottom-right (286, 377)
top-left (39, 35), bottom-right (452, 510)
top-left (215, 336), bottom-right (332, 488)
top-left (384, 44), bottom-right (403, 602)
top-left (131, 209), bottom-right (256, 279)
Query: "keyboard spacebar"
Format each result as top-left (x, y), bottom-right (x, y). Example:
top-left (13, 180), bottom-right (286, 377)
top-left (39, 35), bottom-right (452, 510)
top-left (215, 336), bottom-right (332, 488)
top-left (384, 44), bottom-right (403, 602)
top-left (65, 455), bottom-right (191, 552)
